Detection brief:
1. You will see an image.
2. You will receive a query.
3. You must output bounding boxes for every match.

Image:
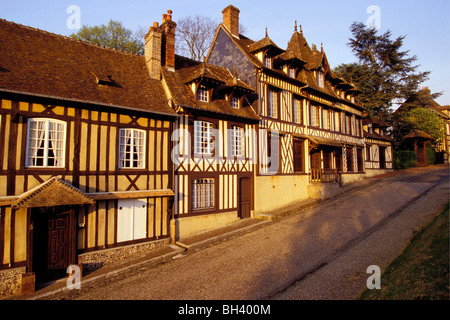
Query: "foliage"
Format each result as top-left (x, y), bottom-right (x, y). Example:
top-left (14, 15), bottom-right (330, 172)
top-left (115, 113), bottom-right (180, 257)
top-left (334, 22), bottom-right (431, 120)
top-left (393, 150), bottom-right (417, 170)
top-left (393, 107), bottom-right (445, 149)
top-left (427, 147), bottom-right (436, 165)
top-left (71, 20), bottom-right (144, 55)
top-left (359, 203), bottom-right (449, 300)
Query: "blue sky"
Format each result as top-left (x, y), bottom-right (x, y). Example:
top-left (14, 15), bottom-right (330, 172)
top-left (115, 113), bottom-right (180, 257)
top-left (1, 0), bottom-right (449, 106)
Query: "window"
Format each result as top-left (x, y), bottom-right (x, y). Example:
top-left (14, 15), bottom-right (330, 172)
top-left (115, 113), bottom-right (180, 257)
top-left (294, 97), bottom-right (303, 124)
top-left (310, 104), bottom-right (320, 127)
top-left (117, 199), bottom-right (147, 243)
top-left (197, 85), bottom-right (208, 102)
top-left (317, 70), bottom-right (325, 88)
top-left (194, 121), bottom-right (213, 155)
top-left (119, 129), bottom-right (146, 169)
top-left (268, 89), bottom-right (278, 118)
top-left (289, 67), bottom-right (295, 78)
top-left (323, 109), bottom-right (330, 130)
top-left (231, 95), bottom-right (239, 109)
top-left (345, 115), bottom-right (352, 135)
top-left (335, 112), bottom-right (341, 132)
top-left (366, 145), bottom-right (372, 161)
top-left (293, 139), bottom-right (304, 172)
top-left (264, 54), bottom-right (272, 68)
top-left (346, 147), bottom-right (354, 172)
top-left (26, 118), bottom-right (66, 168)
top-left (192, 178), bottom-right (215, 210)
top-left (230, 126), bottom-right (244, 157)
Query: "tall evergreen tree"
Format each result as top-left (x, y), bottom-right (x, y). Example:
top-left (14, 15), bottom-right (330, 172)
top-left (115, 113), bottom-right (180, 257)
top-left (334, 22), bottom-right (431, 120)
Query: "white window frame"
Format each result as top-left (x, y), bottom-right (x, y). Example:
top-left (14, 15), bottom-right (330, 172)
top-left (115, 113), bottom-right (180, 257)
top-left (197, 85), bottom-right (209, 102)
top-left (230, 95), bottom-right (240, 109)
top-left (230, 125), bottom-right (244, 157)
top-left (294, 97), bottom-right (303, 124)
top-left (268, 89), bottom-right (278, 118)
top-left (194, 120), bottom-right (213, 155)
top-left (26, 118), bottom-right (66, 168)
top-left (317, 70), bottom-right (325, 88)
top-left (264, 54), bottom-right (272, 68)
top-left (119, 128), bottom-right (146, 169)
top-left (289, 67), bottom-right (295, 78)
top-left (192, 178), bottom-right (215, 210)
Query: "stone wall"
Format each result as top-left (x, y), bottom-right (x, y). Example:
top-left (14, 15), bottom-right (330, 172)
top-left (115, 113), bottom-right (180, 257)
top-left (78, 238), bottom-right (169, 275)
top-left (0, 266), bottom-right (26, 299)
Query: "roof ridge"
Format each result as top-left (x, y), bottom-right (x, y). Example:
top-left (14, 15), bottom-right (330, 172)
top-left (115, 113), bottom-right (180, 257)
top-left (0, 18), bottom-right (142, 58)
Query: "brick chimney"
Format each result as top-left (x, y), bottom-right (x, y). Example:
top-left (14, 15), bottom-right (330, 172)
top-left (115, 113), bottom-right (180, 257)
top-left (161, 10), bottom-right (176, 72)
top-left (145, 22), bottom-right (162, 80)
top-left (222, 5), bottom-right (240, 38)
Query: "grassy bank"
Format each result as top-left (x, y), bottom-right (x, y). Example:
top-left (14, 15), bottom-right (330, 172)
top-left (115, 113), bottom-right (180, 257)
top-left (359, 203), bottom-right (449, 300)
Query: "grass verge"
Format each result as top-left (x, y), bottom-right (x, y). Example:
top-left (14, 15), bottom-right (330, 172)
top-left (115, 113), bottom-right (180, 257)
top-left (359, 202), bottom-right (449, 300)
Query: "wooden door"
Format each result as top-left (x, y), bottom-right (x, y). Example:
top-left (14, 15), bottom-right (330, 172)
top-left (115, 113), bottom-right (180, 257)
top-left (379, 146), bottom-right (386, 169)
top-left (32, 207), bottom-right (75, 281)
top-left (239, 177), bottom-right (251, 219)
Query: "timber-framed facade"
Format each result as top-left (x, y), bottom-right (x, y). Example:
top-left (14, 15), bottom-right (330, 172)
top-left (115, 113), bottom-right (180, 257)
top-left (0, 18), bottom-right (176, 297)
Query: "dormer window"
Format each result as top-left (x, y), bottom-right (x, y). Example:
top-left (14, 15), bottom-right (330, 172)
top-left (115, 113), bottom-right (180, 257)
top-left (317, 70), bottom-right (325, 88)
top-left (289, 67), bottom-right (296, 78)
top-left (231, 95), bottom-right (240, 109)
top-left (264, 54), bottom-right (272, 68)
top-left (197, 85), bottom-right (209, 102)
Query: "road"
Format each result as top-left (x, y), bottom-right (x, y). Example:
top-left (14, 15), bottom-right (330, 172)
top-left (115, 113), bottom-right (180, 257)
top-left (39, 166), bottom-right (449, 300)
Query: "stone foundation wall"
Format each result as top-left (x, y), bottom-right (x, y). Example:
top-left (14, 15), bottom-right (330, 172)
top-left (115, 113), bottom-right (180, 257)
top-left (0, 266), bottom-right (26, 299)
top-left (78, 238), bottom-right (169, 274)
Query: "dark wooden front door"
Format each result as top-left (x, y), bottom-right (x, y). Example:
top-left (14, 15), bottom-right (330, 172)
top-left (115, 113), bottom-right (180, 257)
top-left (379, 146), bottom-right (386, 169)
top-left (239, 177), bottom-right (251, 219)
top-left (32, 206), bottom-right (75, 281)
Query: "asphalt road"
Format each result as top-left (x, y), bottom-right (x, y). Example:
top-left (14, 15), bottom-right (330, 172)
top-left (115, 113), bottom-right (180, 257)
top-left (40, 166), bottom-right (449, 301)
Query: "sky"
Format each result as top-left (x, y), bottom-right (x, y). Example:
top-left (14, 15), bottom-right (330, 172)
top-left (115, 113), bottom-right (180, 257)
top-left (1, 0), bottom-right (449, 107)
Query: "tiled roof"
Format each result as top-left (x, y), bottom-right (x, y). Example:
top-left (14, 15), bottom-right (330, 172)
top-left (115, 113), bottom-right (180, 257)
top-left (162, 59), bottom-right (259, 121)
top-left (0, 19), bottom-right (177, 117)
top-left (12, 177), bottom-right (95, 209)
top-left (217, 26), bottom-right (363, 109)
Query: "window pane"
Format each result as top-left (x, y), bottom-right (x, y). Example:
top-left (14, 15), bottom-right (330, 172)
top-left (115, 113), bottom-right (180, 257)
top-left (192, 178), bottom-right (215, 210)
top-left (119, 129), bottom-right (145, 168)
top-left (27, 119), bottom-right (65, 168)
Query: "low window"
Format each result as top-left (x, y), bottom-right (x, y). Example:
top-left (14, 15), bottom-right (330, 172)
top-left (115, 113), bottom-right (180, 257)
top-left (119, 128), bottom-right (146, 169)
top-left (293, 139), bottom-right (304, 172)
top-left (26, 118), bottom-right (66, 168)
top-left (192, 178), bottom-right (215, 210)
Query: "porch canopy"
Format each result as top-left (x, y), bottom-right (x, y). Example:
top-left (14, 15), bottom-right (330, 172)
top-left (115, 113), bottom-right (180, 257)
top-left (11, 177), bottom-right (95, 210)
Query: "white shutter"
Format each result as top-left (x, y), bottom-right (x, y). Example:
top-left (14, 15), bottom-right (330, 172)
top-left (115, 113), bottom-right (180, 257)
top-left (117, 199), bottom-right (147, 242)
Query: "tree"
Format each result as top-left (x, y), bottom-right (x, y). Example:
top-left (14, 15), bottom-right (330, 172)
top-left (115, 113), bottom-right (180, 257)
top-left (175, 15), bottom-right (246, 61)
top-left (71, 20), bottom-right (144, 55)
top-left (394, 107), bottom-right (445, 149)
top-left (175, 15), bottom-right (218, 61)
top-left (334, 22), bottom-right (431, 120)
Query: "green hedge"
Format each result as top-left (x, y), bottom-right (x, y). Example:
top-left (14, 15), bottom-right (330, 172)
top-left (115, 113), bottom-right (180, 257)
top-left (427, 147), bottom-right (436, 165)
top-left (394, 150), bottom-right (417, 170)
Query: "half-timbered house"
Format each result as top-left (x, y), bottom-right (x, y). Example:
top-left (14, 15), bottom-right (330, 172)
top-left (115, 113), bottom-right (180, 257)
top-left (207, 5), bottom-right (367, 213)
top-left (0, 19), bottom-right (177, 296)
top-left (363, 118), bottom-right (394, 176)
top-left (148, 12), bottom-right (259, 238)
